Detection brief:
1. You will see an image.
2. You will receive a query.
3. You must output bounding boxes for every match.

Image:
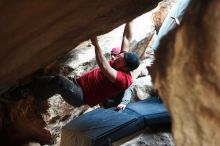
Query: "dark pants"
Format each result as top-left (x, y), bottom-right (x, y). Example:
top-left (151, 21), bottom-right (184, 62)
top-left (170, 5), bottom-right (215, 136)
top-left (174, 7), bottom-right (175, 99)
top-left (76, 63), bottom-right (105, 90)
top-left (29, 75), bottom-right (84, 107)
top-left (102, 92), bottom-right (124, 108)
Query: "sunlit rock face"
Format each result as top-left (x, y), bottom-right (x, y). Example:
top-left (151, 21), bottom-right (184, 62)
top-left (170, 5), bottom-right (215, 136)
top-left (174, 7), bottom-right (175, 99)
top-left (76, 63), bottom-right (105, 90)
top-left (0, 0), bottom-right (161, 89)
top-left (151, 0), bottom-right (220, 145)
top-left (152, 0), bottom-right (178, 32)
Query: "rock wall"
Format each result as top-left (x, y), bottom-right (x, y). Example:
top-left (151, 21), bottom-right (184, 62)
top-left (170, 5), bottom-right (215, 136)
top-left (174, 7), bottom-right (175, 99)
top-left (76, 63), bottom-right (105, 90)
top-left (0, 0), bottom-right (161, 90)
top-left (4, 0), bottom-right (220, 145)
top-left (151, 0), bottom-right (220, 145)
top-left (0, 1), bottom-right (163, 145)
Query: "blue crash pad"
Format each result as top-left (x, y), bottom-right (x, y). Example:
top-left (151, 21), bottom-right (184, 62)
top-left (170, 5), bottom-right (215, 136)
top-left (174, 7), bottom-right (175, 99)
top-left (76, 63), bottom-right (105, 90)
top-left (60, 97), bottom-right (170, 146)
top-left (61, 108), bottom-right (144, 146)
top-left (124, 97), bottom-right (170, 125)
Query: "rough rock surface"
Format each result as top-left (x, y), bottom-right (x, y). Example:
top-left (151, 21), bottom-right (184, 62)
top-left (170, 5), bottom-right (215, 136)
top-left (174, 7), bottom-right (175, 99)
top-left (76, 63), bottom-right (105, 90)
top-left (151, 0), bottom-right (220, 146)
top-left (0, 0), bottom-right (180, 145)
top-left (0, 0), bottom-right (161, 90)
top-left (120, 128), bottom-right (174, 146)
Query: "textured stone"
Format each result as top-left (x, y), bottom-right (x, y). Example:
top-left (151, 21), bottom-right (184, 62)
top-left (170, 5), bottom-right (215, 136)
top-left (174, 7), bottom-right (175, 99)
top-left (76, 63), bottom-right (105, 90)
top-left (0, 1), bottom-right (163, 145)
top-left (151, 0), bottom-right (220, 145)
top-left (0, 0), bottom-right (161, 89)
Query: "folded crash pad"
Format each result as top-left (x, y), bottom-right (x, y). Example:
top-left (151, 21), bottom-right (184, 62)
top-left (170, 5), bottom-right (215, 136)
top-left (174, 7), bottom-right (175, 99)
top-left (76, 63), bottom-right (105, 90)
top-left (124, 97), bottom-right (170, 126)
top-left (60, 108), bottom-right (144, 146)
top-left (60, 97), bottom-right (170, 146)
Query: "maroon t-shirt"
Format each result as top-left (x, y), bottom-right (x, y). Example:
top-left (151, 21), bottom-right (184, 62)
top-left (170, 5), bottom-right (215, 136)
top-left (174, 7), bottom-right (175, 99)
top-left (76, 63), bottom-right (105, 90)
top-left (76, 61), bottom-right (132, 107)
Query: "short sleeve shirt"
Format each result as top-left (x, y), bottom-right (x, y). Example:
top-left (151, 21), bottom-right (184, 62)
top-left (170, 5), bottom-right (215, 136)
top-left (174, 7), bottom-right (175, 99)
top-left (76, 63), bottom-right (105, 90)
top-left (77, 61), bottom-right (132, 106)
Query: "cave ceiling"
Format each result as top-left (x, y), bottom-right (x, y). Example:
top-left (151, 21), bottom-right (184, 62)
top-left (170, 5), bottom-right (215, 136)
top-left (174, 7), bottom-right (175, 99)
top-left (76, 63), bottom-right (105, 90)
top-left (0, 0), bottom-right (161, 91)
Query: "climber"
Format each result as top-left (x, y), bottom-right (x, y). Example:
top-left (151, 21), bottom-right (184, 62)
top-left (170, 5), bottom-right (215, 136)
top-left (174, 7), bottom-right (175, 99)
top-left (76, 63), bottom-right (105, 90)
top-left (100, 46), bottom-right (123, 108)
top-left (29, 21), bottom-right (140, 107)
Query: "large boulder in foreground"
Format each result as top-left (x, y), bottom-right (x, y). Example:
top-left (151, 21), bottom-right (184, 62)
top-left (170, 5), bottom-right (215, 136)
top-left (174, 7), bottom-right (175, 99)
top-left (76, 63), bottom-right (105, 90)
top-left (151, 0), bottom-right (220, 145)
top-left (0, 0), bottom-right (161, 90)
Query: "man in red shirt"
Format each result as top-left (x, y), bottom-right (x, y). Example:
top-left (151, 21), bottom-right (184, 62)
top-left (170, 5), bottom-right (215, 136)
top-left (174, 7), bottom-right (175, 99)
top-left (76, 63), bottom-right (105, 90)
top-left (30, 21), bottom-right (140, 107)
